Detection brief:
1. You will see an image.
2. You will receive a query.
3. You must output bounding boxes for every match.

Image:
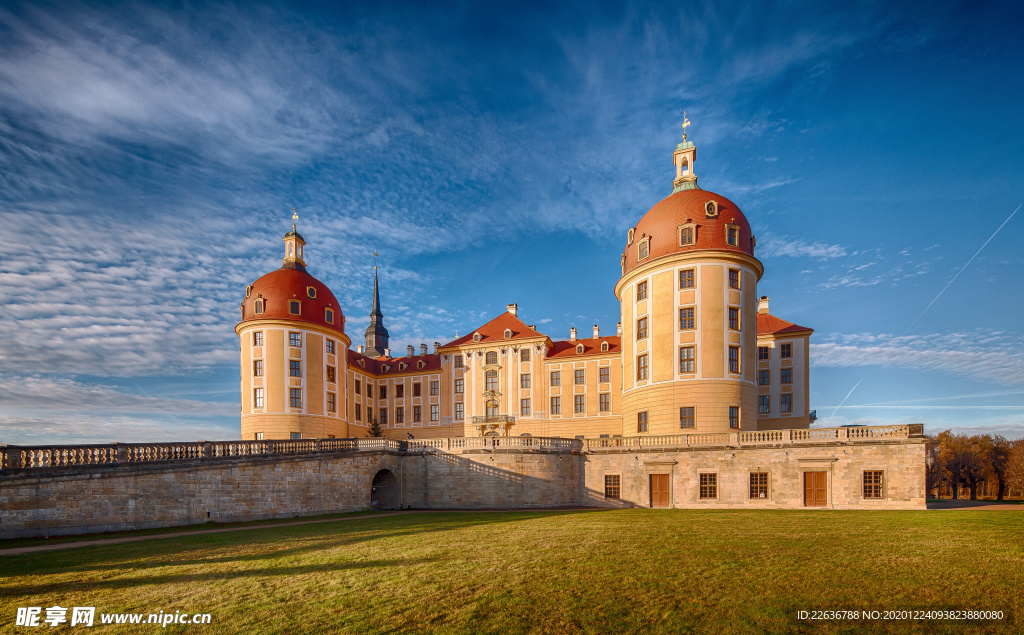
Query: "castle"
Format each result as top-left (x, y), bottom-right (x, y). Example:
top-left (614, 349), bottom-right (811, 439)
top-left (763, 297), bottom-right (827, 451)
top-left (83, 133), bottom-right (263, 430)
top-left (236, 134), bottom-right (815, 441)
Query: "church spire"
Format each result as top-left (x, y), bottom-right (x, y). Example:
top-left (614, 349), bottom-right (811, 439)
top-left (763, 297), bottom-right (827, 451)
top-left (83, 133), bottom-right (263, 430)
top-left (281, 206), bottom-right (307, 271)
top-left (364, 252), bottom-right (390, 357)
top-left (672, 111), bottom-right (699, 193)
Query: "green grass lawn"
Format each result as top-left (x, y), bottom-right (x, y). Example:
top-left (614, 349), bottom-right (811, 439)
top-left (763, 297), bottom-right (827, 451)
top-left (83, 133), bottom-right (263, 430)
top-left (2, 510), bottom-right (1021, 634)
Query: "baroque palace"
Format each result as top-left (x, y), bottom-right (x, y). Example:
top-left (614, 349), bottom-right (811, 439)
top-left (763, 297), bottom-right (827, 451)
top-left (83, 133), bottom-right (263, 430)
top-left (236, 134), bottom-right (815, 441)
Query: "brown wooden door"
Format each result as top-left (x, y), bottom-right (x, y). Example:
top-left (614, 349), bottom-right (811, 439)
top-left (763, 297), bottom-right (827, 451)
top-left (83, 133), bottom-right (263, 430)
top-left (804, 471), bottom-right (827, 507)
top-left (650, 474), bottom-right (670, 508)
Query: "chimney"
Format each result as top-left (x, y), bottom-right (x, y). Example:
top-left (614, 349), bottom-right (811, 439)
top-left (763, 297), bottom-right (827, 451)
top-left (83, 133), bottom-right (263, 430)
top-left (407, 345), bottom-right (415, 357)
top-left (356, 345), bottom-right (364, 354)
top-left (420, 343), bottom-right (428, 355)
top-left (616, 322), bottom-right (622, 336)
top-left (383, 348), bottom-right (391, 358)
top-left (434, 341), bottom-right (440, 352)
top-left (570, 327), bottom-right (577, 341)
top-left (593, 324), bottom-right (600, 338)
top-left (758, 296), bottom-right (770, 315)
top-left (506, 303), bottom-right (518, 317)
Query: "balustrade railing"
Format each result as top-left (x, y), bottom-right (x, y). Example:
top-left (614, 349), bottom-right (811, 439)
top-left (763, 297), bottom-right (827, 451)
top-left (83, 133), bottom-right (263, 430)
top-left (584, 424), bottom-right (921, 452)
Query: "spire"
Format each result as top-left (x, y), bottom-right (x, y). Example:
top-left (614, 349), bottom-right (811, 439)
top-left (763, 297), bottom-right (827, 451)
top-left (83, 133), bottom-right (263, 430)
top-left (672, 111), bottom-right (699, 193)
top-left (281, 206), bottom-right (307, 271)
top-left (364, 252), bottom-right (390, 357)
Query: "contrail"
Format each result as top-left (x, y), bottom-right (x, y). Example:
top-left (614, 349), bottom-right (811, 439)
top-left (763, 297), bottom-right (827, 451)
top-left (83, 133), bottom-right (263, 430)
top-left (903, 203), bottom-right (1021, 335)
top-left (830, 378), bottom-right (864, 419)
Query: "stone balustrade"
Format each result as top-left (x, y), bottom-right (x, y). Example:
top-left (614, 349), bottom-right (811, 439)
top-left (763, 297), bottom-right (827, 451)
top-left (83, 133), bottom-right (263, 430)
top-left (584, 424), bottom-right (924, 452)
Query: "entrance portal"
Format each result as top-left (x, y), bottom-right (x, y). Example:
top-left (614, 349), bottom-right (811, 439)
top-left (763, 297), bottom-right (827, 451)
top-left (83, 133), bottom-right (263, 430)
top-left (804, 471), bottom-right (827, 507)
top-left (371, 469), bottom-right (398, 510)
top-left (650, 473), bottom-right (670, 508)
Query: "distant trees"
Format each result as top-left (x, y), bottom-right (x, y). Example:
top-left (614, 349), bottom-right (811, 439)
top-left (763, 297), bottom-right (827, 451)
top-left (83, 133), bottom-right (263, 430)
top-left (930, 432), bottom-right (1022, 500)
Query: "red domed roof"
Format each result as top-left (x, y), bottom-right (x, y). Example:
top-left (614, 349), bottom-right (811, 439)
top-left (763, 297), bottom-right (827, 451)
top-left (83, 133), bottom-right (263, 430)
top-left (240, 266), bottom-right (345, 334)
top-left (622, 188), bottom-right (756, 275)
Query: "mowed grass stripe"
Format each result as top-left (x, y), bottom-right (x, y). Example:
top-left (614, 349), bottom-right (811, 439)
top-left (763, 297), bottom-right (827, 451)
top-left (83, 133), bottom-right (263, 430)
top-left (1, 510), bottom-right (1020, 634)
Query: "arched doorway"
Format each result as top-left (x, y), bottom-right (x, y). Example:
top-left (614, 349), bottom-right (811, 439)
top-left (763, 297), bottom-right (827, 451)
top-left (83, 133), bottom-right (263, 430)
top-left (370, 469), bottom-right (398, 510)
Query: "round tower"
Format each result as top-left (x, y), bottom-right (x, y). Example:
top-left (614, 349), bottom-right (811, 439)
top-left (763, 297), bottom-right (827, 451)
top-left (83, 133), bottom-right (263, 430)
top-left (615, 129), bottom-right (763, 435)
top-left (235, 212), bottom-right (351, 440)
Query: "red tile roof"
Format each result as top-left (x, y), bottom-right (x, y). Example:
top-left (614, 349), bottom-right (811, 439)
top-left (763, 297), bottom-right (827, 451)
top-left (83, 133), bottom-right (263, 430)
top-left (757, 313), bottom-right (813, 336)
top-left (346, 349), bottom-right (441, 375)
top-left (443, 312), bottom-right (545, 347)
top-left (547, 337), bottom-right (621, 358)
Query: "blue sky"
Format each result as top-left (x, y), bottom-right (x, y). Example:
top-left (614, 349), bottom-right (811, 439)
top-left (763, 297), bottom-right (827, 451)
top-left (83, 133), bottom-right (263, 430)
top-left (1, 0), bottom-right (1022, 444)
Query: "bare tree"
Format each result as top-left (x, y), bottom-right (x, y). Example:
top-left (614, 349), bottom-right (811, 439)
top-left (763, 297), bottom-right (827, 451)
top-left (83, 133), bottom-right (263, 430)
top-left (984, 435), bottom-right (1012, 501)
top-left (925, 435), bottom-right (945, 498)
top-left (1007, 439), bottom-right (1024, 498)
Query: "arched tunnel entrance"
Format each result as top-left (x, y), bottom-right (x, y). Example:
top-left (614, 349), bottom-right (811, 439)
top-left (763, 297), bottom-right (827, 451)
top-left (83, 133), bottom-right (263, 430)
top-left (370, 469), bottom-right (398, 510)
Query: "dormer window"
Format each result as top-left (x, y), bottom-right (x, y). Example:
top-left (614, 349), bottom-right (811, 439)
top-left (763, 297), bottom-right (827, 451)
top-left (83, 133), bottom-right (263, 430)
top-left (576, 343), bottom-right (584, 354)
top-left (254, 299), bottom-right (265, 315)
top-left (725, 223), bottom-right (739, 246)
top-left (679, 221), bottom-right (696, 246)
top-left (399, 362), bottom-right (407, 371)
top-left (601, 341), bottom-right (609, 352)
top-left (705, 200), bottom-right (719, 218)
top-left (473, 333), bottom-right (482, 343)
top-left (418, 360), bottom-right (426, 369)
top-left (324, 308), bottom-right (334, 323)
top-left (306, 286), bottom-right (317, 299)
top-left (381, 364), bottom-right (390, 372)
top-left (289, 300), bottom-right (300, 315)
top-left (504, 328), bottom-right (512, 339)
top-left (358, 359), bottom-right (365, 368)
top-left (637, 237), bottom-right (650, 261)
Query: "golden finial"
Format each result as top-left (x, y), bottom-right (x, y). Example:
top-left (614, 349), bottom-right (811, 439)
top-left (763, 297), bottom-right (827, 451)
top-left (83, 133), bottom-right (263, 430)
top-left (291, 206), bottom-right (298, 231)
top-left (682, 110), bottom-right (691, 140)
top-left (373, 250), bottom-right (379, 271)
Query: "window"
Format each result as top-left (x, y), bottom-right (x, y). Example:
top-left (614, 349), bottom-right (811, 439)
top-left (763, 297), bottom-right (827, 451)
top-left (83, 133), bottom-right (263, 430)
top-left (679, 269), bottom-right (695, 289)
top-left (728, 269), bottom-right (739, 289)
top-left (430, 405), bottom-right (439, 422)
top-left (325, 308), bottom-right (334, 323)
top-left (289, 332), bottom-right (301, 347)
top-left (781, 394), bottom-right (793, 413)
top-left (473, 333), bottom-right (481, 342)
top-left (729, 406), bottom-right (739, 428)
top-left (728, 347), bottom-right (740, 373)
top-left (396, 384), bottom-right (404, 398)
top-left (380, 409), bottom-right (388, 425)
top-left (396, 407), bottom-right (404, 423)
top-left (289, 300), bottom-right (301, 315)
top-left (750, 473), bottom-right (768, 499)
top-left (759, 395), bottom-right (770, 414)
top-left (326, 339), bottom-right (335, 355)
top-left (679, 307), bottom-right (695, 330)
top-left (253, 388), bottom-right (264, 408)
top-left (599, 393), bottom-right (610, 412)
top-left (601, 341), bottom-right (609, 352)
top-left (254, 300), bottom-right (265, 315)
top-left (550, 397), bottom-right (561, 415)
top-left (355, 404), bottom-right (361, 421)
top-left (486, 351), bottom-right (498, 365)
top-left (863, 471), bottom-right (884, 499)
top-left (355, 380), bottom-right (361, 395)
top-left (636, 316), bottom-right (648, 340)
top-left (781, 368), bottom-right (793, 384)
top-left (485, 371), bottom-right (498, 390)
top-left (781, 343), bottom-right (792, 358)
top-left (253, 331), bottom-right (263, 346)
top-left (503, 328), bottom-right (512, 339)
top-left (758, 346), bottom-right (769, 360)
top-left (379, 386), bottom-right (387, 400)
top-left (325, 365), bottom-right (335, 383)
top-left (413, 406), bottom-right (422, 423)
top-left (255, 432), bottom-right (264, 440)
top-left (290, 432), bottom-right (301, 440)
top-left (574, 369), bottom-right (585, 385)
top-left (680, 225), bottom-right (695, 246)
top-left (455, 379), bottom-right (464, 394)
top-left (758, 370), bottom-right (769, 386)
top-left (550, 371), bottom-right (561, 386)
top-left (680, 406), bottom-right (695, 428)
top-left (430, 381), bottom-right (438, 396)
top-left (679, 347), bottom-right (695, 373)
top-left (729, 307), bottom-right (740, 330)
top-left (290, 360), bottom-right (302, 377)
top-left (638, 239), bottom-right (649, 261)
top-left (599, 367), bottom-right (610, 383)
top-left (604, 475), bottom-right (621, 500)
top-left (455, 355), bottom-right (463, 368)
top-left (520, 399), bottom-right (531, 416)
top-left (700, 473), bottom-right (717, 499)
top-left (413, 383), bottom-right (421, 397)
top-left (520, 373), bottom-right (531, 389)
top-left (576, 343), bottom-right (584, 354)
top-left (367, 407), bottom-right (373, 422)
top-left (521, 348), bottom-right (530, 362)
top-left (253, 359), bottom-right (264, 377)
top-left (636, 354), bottom-right (648, 380)
top-left (574, 395), bottom-right (585, 414)
top-left (327, 392), bottom-right (336, 413)
top-left (637, 411), bottom-right (648, 433)
top-left (636, 280), bottom-right (648, 300)
top-left (455, 403), bottom-right (464, 420)
top-left (290, 388), bottom-right (302, 408)
top-left (726, 226), bottom-right (738, 246)
top-left (307, 286), bottom-right (317, 299)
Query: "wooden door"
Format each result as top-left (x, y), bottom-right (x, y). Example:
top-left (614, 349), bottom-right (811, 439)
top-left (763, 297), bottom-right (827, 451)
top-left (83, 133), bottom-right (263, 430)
top-left (804, 471), bottom-right (827, 507)
top-left (650, 474), bottom-right (670, 508)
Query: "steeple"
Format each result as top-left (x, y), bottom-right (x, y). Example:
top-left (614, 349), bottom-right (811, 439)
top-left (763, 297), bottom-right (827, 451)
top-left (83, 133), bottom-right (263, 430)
top-left (672, 111), bottom-right (699, 193)
top-left (364, 252), bottom-right (390, 357)
top-left (282, 206), bottom-right (307, 271)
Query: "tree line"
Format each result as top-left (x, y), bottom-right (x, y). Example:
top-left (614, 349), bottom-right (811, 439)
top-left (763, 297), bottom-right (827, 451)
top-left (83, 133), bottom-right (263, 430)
top-left (927, 431), bottom-right (1024, 500)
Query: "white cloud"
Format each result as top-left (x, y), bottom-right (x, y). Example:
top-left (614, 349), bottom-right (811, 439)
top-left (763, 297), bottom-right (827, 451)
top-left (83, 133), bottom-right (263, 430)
top-left (758, 234), bottom-right (848, 259)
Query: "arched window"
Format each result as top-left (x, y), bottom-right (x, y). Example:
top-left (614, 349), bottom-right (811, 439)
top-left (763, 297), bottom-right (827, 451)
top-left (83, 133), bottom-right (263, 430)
top-left (503, 328), bottom-right (512, 339)
top-left (485, 351), bottom-right (498, 365)
top-left (601, 341), bottom-right (609, 352)
top-left (485, 370), bottom-right (498, 390)
top-left (473, 333), bottom-right (482, 342)
top-left (576, 343), bottom-right (585, 354)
